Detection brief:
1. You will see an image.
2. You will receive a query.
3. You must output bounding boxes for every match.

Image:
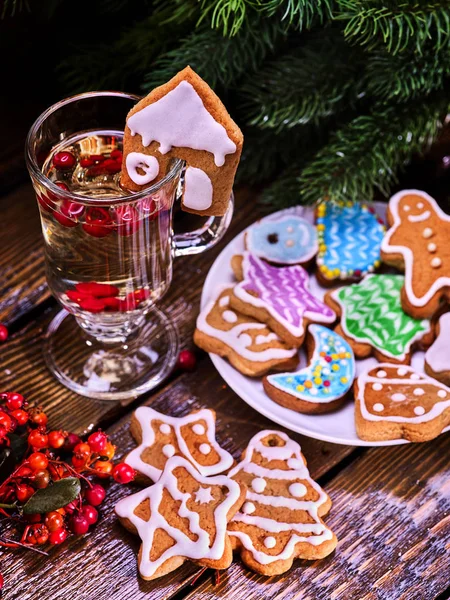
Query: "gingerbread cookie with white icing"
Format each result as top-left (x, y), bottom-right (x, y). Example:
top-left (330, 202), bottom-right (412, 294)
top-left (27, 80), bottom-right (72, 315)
top-left (194, 286), bottom-right (298, 377)
top-left (425, 312), bottom-right (450, 386)
top-left (230, 253), bottom-right (336, 347)
top-left (121, 66), bottom-right (243, 216)
top-left (324, 274), bottom-right (433, 364)
top-left (381, 190), bottom-right (450, 319)
top-left (125, 406), bottom-right (233, 485)
top-left (263, 325), bottom-right (355, 414)
top-left (245, 214), bottom-right (318, 266)
top-left (115, 455), bottom-right (245, 580)
top-left (228, 430), bottom-right (337, 576)
top-left (354, 363), bottom-right (450, 442)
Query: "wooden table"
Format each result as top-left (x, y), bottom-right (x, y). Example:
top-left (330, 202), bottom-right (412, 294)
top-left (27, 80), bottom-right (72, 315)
top-left (1, 183), bottom-right (449, 600)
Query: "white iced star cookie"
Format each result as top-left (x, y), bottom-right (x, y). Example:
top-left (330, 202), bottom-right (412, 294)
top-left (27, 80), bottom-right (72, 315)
top-left (115, 456), bottom-right (245, 580)
top-left (125, 406), bottom-right (234, 484)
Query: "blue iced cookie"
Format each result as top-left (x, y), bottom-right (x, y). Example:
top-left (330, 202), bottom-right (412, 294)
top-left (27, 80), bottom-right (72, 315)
top-left (246, 214), bottom-right (318, 265)
top-left (316, 202), bottom-right (385, 282)
top-left (263, 325), bottom-right (355, 414)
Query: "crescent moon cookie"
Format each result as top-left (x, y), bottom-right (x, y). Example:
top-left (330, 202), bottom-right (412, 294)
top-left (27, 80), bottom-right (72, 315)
top-left (424, 312), bottom-right (450, 386)
top-left (121, 66), bottom-right (243, 217)
top-left (245, 215), bottom-right (318, 266)
top-left (381, 189), bottom-right (450, 319)
top-left (194, 286), bottom-right (298, 377)
top-left (354, 363), bottom-right (450, 442)
top-left (115, 455), bottom-right (246, 580)
top-left (324, 274), bottom-right (432, 364)
top-left (125, 406), bottom-right (234, 485)
top-left (227, 430), bottom-right (337, 576)
top-left (316, 201), bottom-right (385, 286)
top-left (263, 325), bottom-right (355, 414)
top-left (230, 253), bottom-right (336, 347)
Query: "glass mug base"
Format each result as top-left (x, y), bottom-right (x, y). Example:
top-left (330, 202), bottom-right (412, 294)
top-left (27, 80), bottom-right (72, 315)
top-left (44, 308), bottom-right (179, 401)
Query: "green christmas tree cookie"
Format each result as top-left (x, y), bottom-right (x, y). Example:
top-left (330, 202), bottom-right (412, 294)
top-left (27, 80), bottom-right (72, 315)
top-left (325, 274), bottom-right (432, 363)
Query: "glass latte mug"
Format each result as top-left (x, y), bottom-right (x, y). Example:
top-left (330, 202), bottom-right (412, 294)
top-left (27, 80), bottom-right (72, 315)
top-left (26, 92), bottom-right (233, 401)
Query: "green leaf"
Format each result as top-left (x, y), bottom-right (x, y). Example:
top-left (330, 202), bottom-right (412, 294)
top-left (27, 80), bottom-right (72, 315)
top-left (8, 433), bottom-right (28, 462)
top-left (0, 448), bottom-right (16, 480)
top-left (23, 477), bottom-right (81, 514)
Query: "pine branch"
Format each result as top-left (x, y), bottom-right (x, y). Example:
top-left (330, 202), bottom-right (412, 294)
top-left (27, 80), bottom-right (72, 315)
top-left (365, 46), bottom-right (450, 101)
top-left (260, 165), bottom-right (307, 207)
top-left (241, 28), bottom-right (364, 130)
top-left (1, 0), bottom-right (29, 17)
top-left (336, 1), bottom-right (450, 55)
top-left (258, 0), bottom-right (333, 29)
top-left (143, 17), bottom-right (285, 90)
top-left (297, 93), bottom-right (450, 204)
top-left (198, 0), bottom-right (254, 37)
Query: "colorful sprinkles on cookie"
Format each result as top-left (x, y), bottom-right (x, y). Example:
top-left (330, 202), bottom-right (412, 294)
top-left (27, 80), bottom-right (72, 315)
top-left (266, 326), bottom-right (354, 403)
top-left (246, 214), bottom-right (318, 265)
top-left (331, 274), bottom-right (430, 361)
top-left (316, 201), bottom-right (385, 281)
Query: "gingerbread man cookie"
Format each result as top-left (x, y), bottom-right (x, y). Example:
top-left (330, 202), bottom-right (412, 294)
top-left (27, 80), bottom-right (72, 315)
top-left (228, 430), bottom-right (337, 576)
top-left (194, 286), bottom-right (298, 377)
top-left (121, 66), bottom-right (243, 216)
top-left (263, 325), bottom-right (355, 414)
top-left (245, 214), bottom-right (318, 266)
top-left (425, 312), bottom-right (450, 386)
top-left (325, 274), bottom-right (432, 363)
top-left (115, 455), bottom-right (245, 580)
top-left (354, 363), bottom-right (450, 442)
top-left (316, 201), bottom-right (385, 285)
top-left (230, 253), bottom-right (336, 347)
top-left (125, 406), bottom-right (233, 484)
top-left (381, 190), bottom-right (450, 318)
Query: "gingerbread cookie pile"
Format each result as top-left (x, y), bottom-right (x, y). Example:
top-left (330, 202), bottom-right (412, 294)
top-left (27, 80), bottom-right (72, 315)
top-left (116, 407), bottom-right (336, 579)
top-left (195, 194), bottom-right (450, 443)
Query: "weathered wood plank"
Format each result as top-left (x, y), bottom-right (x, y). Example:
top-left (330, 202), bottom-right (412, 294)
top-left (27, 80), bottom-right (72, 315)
top-left (186, 434), bottom-right (450, 600)
top-left (0, 354), bottom-right (354, 600)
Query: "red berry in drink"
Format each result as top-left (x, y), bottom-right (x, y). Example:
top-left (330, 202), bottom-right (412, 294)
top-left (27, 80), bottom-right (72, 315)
top-left (6, 392), bottom-right (24, 410)
top-left (70, 515), bottom-right (90, 535)
top-left (63, 432), bottom-right (82, 452)
top-left (53, 151), bottom-right (76, 170)
top-left (82, 207), bottom-right (112, 238)
top-left (85, 484), bottom-right (106, 506)
top-left (90, 154), bottom-right (105, 163)
top-left (110, 149), bottom-right (123, 161)
top-left (78, 297), bottom-right (106, 313)
top-left (49, 528), bottom-right (68, 545)
top-left (54, 210), bottom-right (77, 228)
top-left (103, 158), bottom-right (121, 174)
top-left (177, 349), bottom-right (197, 372)
top-left (55, 181), bottom-right (70, 192)
top-left (80, 157), bottom-right (94, 168)
top-left (112, 462), bottom-right (135, 484)
top-left (37, 194), bottom-right (55, 213)
top-left (0, 324), bottom-right (8, 342)
top-left (115, 205), bottom-right (140, 236)
top-left (139, 197), bottom-right (159, 220)
top-left (75, 282), bottom-right (120, 297)
top-left (103, 296), bottom-right (120, 311)
top-left (11, 409), bottom-right (29, 426)
top-left (55, 199), bottom-right (86, 228)
top-left (80, 504), bottom-right (98, 525)
top-left (28, 452), bottom-right (49, 472)
top-left (87, 431), bottom-right (107, 453)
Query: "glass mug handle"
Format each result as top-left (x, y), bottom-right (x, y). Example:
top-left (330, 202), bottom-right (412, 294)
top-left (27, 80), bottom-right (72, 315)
top-left (173, 193), bottom-right (234, 257)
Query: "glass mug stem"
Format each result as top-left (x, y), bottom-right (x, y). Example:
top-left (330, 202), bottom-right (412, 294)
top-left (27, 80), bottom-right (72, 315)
top-left (26, 91), bottom-right (233, 400)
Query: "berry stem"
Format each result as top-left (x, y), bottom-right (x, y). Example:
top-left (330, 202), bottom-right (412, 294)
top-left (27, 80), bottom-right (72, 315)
top-left (0, 537), bottom-right (49, 555)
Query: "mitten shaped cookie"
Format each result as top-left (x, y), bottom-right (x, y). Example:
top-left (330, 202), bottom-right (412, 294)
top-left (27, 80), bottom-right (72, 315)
top-left (121, 66), bottom-right (243, 216)
top-left (355, 363), bottom-right (450, 442)
top-left (230, 253), bottom-right (336, 347)
top-left (194, 286), bottom-right (298, 377)
top-left (228, 430), bottom-right (337, 576)
top-left (115, 456), bottom-right (246, 580)
top-left (324, 274), bottom-right (432, 364)
top-left (125, 406), bottom-right (233, 484)
top-left (263, 325), bottom-right (355, 414)
top-left (381, 189), bottom-right (450, 318)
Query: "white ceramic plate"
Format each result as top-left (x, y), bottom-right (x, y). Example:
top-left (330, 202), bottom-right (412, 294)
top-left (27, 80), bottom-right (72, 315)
top-left (201, 205), bottom-right (449, 446)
